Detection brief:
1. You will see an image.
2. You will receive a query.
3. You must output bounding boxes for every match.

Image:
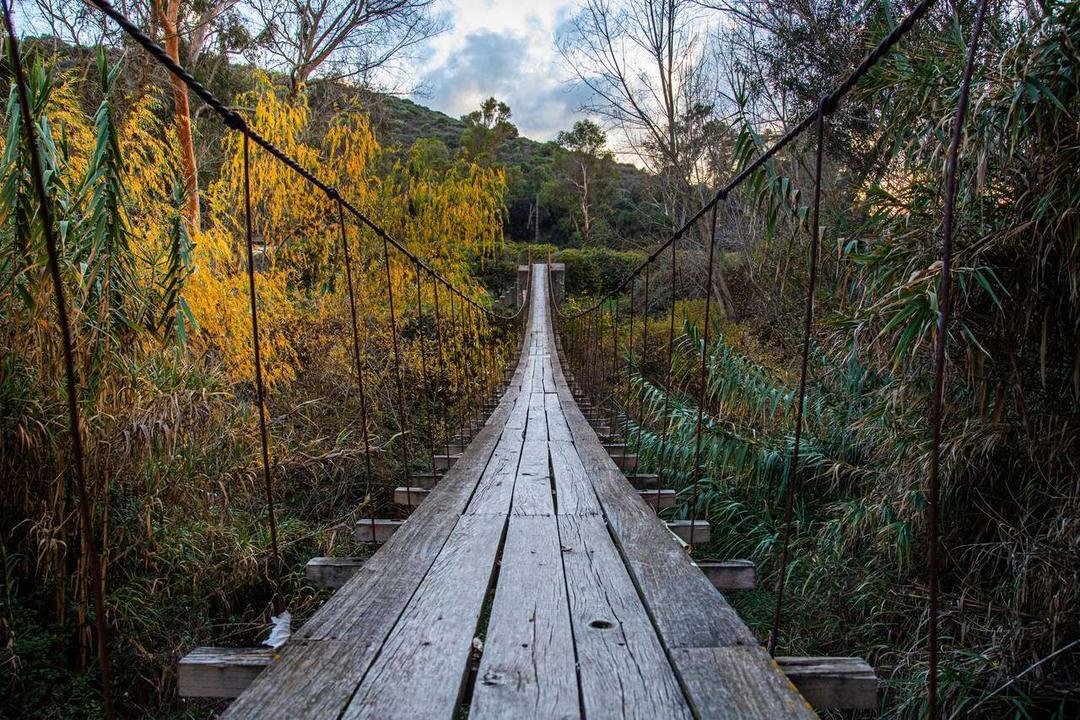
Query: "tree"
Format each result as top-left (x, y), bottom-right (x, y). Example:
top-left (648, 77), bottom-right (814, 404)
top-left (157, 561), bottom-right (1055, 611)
top-left (248, 0), bottom-right (445, 94)
top-left (152, 0), bottom-right (216, 231)
top-left (559, 0), bottom-right (735, 314)
top-left (459, 97), bottom-right (518, 164)
top-left (556, 119), bottom-right (613, 245)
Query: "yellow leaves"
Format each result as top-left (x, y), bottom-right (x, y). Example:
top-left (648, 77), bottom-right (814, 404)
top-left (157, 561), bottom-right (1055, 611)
top-left (190, 80), bottom-right (507, 391)
top-left (185, 227), bottom-right (299, 387)
top-left (47, 72), bottom-right (96, 181)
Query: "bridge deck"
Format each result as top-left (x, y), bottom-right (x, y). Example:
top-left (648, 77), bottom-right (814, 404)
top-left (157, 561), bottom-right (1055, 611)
top-left (222, 266), bottom-right (815, 719)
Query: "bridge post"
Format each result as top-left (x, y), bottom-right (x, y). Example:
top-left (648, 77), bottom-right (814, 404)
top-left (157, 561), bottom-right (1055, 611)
top-left (516, 265), bottom-right (530, 308)
top-left (518, 263), bottom-right (564, 306)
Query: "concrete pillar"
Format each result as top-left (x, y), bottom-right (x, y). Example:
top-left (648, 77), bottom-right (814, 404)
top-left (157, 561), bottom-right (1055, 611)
top-left (518, 263), bottom-right (565, 305)
top-left (549, 263), bottom-right (565, 303)
top-left (516, 265), bottom-right (530, 308)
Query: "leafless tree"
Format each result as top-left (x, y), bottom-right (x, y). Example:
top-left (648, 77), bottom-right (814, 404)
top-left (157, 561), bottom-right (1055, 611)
top-left (247, 0), bottom-right (446, 94)
top-left (559, 0), bottom-right (736, 315)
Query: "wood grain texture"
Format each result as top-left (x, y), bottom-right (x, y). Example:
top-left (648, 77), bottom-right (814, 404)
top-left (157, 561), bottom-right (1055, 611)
top-left (465, 433), bottom-right (523, 515)
top-left (224, 267), bottom-right (816, 719)
top-left (667, 520), bottom-right (712, 545)
top-left (470, 516), bottom-right (579, 719)
top-left (353, 518), bottom-right (402, 544)
top-left (698, 560), bottom-right (757, 592)
top-left (549, 440), bottom-right (601, 516)
top-left (524, 389), bottom-right (549, 443)
top-left (341, 515), bottom-right (505, 720)
top-left (409, 471), bottom-right (442, 489)
top-left (305, 557), bottom-right (364, 589)
top-left (178, 647), bottom-right (274, 698)
top-left (510, 440), bottom-right (554, 516)
top-left (639, 488), bottom-right (677, 510)
top-left (393, 486), bottom-right (430, 507)
top-left (224, 280), bottom-right (535, 718)
top-left (671, 647), bottom-right (818, 719)
top-left (558, 514), bottom-right (692, 719)
top-left (544, 393), bottom-right (573, 442)
top-left (775, 657), bottom-right (877, 709)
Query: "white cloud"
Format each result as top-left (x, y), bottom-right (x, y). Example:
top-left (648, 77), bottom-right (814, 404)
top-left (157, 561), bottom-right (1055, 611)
top-left (409, 0), bottom-right (589, 140)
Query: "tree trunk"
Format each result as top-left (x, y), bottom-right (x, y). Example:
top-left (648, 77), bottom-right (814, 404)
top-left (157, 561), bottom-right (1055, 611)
top-left (580, 159), bottom-right (591, 245)
top-left (155, 0), bottom-right (200, 232)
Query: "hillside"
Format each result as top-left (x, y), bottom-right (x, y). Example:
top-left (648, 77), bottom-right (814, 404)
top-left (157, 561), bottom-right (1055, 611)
top-left (364, 94), bottom-right (663, 248)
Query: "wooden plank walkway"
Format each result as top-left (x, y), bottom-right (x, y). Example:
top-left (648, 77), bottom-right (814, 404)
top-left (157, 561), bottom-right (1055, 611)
top-left (222, 266), bottom-right (816, 719)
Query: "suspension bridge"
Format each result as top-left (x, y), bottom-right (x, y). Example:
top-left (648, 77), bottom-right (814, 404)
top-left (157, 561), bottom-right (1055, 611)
top-left (175, 266), bottom-right (874, 717)
top-left (4, 0), bottom-right (988, 715)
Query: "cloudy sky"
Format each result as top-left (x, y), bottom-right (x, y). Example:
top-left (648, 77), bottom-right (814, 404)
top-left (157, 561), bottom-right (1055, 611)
top-left (409, 0), bottom-right (592, 141)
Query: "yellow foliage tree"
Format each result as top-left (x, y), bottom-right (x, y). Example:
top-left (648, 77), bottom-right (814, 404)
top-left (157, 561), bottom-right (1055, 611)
top-left (186, 78), bottom-right (507, 397)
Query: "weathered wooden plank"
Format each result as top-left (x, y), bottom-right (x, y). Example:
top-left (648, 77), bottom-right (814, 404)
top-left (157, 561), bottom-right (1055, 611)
top-left (341, 515), bottom-right (505, 719)
top-left (639, 488), bottom-right (677, 510)
top-left (394, 486), bottom-right (430, 507)
top-left (470, 516), bottom-right (579, 719)
top-left (178, 647), bottom-right (274, 698)
top-left (465, 432), bottom-right (523, 515)
top-left (305, 557), bottom-right (364, 589)
top-left (549, 440), bottom-right (601, 516)
top-left (625, 473), bottom-right (659, 490)
top-left (510, 440), bottom-right (554, 516)
top-left (544, 393), bottom-right (573, 442)
top-left (504, 380), bottom-right (532, 431)
top-left (409, 471), bottom-right (442, 489)
top-left (225, 319), bottom-right (532, 717)
top-left (433, 453), bottom-right (460, 470)
top-left (667, 520), bottom-right (711, 545)
top-left (353, 518), bottom-right (403, 544)
top-left (558, 514), bottom-right (692, 718)
top-left (542, 355), bottom-right (557, 394)
top-left (698, 560), bottom-right (757, 592)
top-left (524, 389), bottom-right (548, 443)
top-left (546, 326), bottom-right (758, 654)
top-left (670, 647), bottom-right (818, 719)
top-left (775, 657), bottom-right (877, 710)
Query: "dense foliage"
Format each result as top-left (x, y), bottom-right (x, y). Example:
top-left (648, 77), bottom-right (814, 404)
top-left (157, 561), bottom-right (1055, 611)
top-left (588, 2), bottom-right (1079, 717)
top-left (0, 46), bottom-right (511, 717)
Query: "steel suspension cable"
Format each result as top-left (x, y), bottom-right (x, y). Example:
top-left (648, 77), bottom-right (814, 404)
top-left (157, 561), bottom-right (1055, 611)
top-left (636, 265), bottom-right (650, 469)
top-left (768, 97), bottom-right (829, 656)
top-left (383, 238), bottom-right (412, 512)
top-left (432, 280), bottom-right (451, 460)
top-left (609, 302), bottom-right (619, 432)
top-left (554, 0), bottom-right (942, 321)
top-left (688, 202), bottom-right (721, 551)
top-left (659, 240), bottom-right (678, 512)
top-left (2, 5), bottom-right (114, 716)
top-left (451, 291), bottom-right (466, 445)
top-left (928, 1), bottom-right (988, 715)
top-left (83, 0), bottom-right (511, 322)
top-left (414, 261), bottom-right (436, 476)
top-left (625, 283), bottom-right (636, 446)
top-left (242, 134), bottom-right (283, 614)
top-left (337, 200), bottom-right (377, 544)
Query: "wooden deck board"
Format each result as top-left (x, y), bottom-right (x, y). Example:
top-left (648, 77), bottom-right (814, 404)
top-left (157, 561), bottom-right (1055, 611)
top-left (558, 514), bottom-right (692, 719)
top-left (549, 440), bottom-right (601, 516)
top-left (469, 515), bottom-right (579, 719)
top-left (510, 440), bottom-right (554, 516)
top-left (341, 515), bottom-right (505, 719)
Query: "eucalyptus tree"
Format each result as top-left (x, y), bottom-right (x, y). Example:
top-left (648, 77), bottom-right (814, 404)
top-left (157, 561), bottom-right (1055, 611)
top-left (556, 119), bottom-right (613, 246)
